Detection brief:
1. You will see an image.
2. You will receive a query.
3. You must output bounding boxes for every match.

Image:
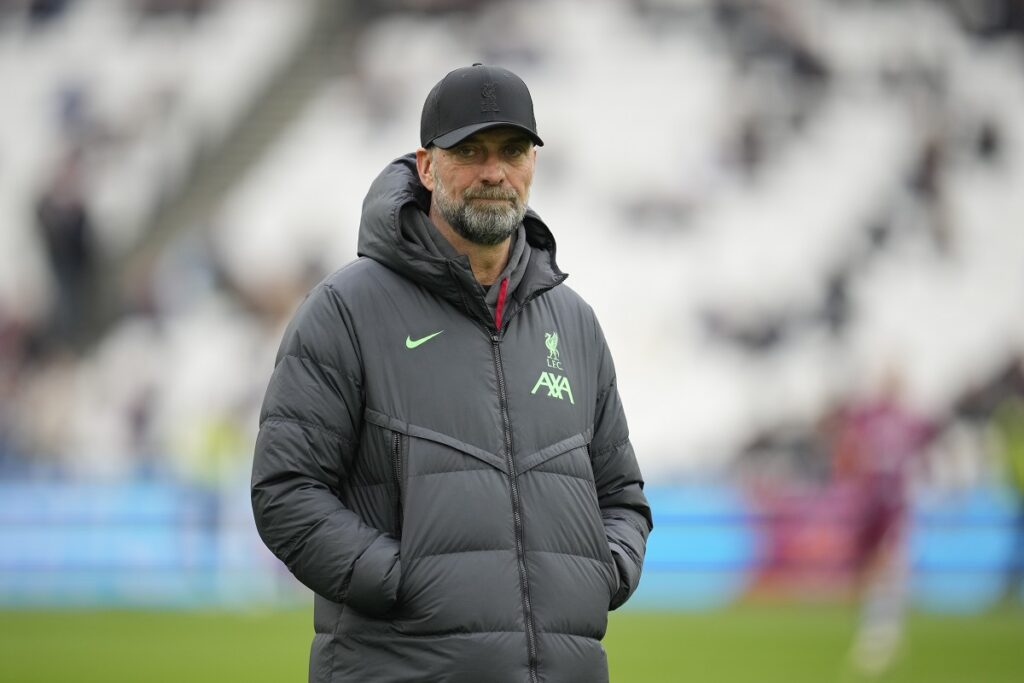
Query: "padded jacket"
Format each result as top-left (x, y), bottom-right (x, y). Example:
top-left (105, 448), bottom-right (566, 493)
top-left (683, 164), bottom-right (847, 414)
top-left (251, 154), bottom-right (652, 683)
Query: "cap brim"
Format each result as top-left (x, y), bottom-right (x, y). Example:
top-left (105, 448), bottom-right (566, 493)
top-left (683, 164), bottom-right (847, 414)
top-left (431, 121), bottom-right (544, 149)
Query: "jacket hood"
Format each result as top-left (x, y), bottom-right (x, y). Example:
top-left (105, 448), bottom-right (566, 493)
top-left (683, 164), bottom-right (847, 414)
top-left (357, 153), bottom-right (567, 329)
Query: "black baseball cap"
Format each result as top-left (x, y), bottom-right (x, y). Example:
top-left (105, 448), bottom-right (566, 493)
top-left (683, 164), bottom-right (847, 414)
top-left (420, 63), bottom-right (543, 149)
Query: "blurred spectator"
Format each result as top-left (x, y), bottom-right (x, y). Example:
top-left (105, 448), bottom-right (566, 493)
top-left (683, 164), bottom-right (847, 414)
top-left (0, 0), bottom-right (75, 25)
top-left (975, 118), bottom-right (1005, 165)
top-left (907, 129), bottom-right (955, 254)
top-left (34, 149), bottom-right (99, 351)
top-left (956, 352), bottom-right (1024, 602)
top-left (992, 393), bottom-right (1024, 603)
top-left (0, 312), bottom-right (27, 471)
top-left (827, 369), bottom-right (942, 674)
top-left (127, 384), bottom-right (160, 477)
top-left (28, 0), bottom-right (73, 25)
top-left (819, 266), bottom-right (851, 337)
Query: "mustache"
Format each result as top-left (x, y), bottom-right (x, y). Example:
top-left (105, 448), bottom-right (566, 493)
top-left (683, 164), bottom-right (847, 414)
top-left (463, 187), bottom-right (518, 202)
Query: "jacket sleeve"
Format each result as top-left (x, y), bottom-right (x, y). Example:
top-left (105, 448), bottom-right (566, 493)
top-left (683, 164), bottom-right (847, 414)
top-left (251, 282), bottom-right (400, 616)
top-left (591, 319), bottom-right (653, 610)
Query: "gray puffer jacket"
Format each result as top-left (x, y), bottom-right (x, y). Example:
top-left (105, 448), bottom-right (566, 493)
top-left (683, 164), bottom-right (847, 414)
top-left (252, 154), bottom-right (652, 683)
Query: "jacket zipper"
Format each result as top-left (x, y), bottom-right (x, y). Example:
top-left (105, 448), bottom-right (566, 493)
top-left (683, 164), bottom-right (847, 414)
top-left (491, 334), bottom-right (539, 683)
top-left (391, 432), bottom-right (403, 539)
top-left (494, 279), bottom-right (565, 334)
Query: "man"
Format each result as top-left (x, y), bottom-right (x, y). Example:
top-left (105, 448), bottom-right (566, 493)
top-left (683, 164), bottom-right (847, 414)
top-left (251, 63), bottom-right (652, 683)
top-left (829, 370), bottom-right (939, 675)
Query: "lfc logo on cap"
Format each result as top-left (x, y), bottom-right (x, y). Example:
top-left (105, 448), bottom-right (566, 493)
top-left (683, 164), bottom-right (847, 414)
top-left (480, 82), bottom-right (499, 113)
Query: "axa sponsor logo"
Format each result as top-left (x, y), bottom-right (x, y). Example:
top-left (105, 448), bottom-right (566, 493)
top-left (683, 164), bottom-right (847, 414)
top-left (531, 371), bottom-right (574, 404)
top-left (531, 331), bottom-right (573, 404)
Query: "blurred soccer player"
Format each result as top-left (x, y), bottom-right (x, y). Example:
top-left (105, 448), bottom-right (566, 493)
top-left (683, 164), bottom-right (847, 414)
top-left (829, 369), bottom-right (940, 675)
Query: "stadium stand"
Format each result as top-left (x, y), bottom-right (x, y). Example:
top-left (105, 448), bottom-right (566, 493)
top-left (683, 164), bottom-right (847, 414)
top-left (2, 0), bottom-right (1023, 609)
top-left (212, 0), bottom-right (1024, 477)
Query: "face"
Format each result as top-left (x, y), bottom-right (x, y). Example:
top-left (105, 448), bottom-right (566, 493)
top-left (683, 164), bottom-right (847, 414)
top-left (417, 127), bottom-right (536, 246)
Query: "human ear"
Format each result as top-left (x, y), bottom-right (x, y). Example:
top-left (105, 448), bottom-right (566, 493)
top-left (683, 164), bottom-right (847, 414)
top-left (415, 148), bottom-right (435, 191)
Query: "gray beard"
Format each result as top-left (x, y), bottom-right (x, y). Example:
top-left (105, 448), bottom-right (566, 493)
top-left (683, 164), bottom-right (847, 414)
top-left (432, 176), bottom-right (527, 246)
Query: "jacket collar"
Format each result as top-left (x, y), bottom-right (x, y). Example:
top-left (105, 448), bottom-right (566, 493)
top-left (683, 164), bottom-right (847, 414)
top-left (357, 153), bottom-right (567, 331)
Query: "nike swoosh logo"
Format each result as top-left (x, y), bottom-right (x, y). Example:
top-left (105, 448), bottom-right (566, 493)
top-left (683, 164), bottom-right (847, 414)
top-left (405, 330), bottom-right (444, 349)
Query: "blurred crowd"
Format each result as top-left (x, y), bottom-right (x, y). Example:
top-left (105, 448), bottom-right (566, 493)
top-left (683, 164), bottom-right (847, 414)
top-left (1, 0), bottom-right (1023, 514)
top-left (0, 0), bottom-right (217, 22)
top-left (0, 0), bottom-right (311, 480)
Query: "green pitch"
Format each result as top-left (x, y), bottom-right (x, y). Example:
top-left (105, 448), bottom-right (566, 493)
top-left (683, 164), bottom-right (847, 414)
top-left (0, 605), bottom-right (1021, 682)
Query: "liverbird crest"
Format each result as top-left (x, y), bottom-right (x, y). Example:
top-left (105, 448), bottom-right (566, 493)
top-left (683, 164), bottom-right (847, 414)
top-left (545, 332), bottom-right (559, 362)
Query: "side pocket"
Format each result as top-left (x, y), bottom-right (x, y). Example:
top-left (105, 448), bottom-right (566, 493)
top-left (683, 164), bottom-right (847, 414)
top-left (390, 431), bottom-right (405, 540)
top-left (585, 444), bottom-right (619, 599)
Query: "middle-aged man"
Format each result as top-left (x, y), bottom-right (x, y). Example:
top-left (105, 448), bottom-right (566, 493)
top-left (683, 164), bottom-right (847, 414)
top-left (252, 63), bottom-right (652, 683)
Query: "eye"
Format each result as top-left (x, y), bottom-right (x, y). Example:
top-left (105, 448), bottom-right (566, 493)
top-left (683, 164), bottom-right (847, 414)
top-left (503, 145), bottom-right (527, 158)
top-left (452, 145), bottom-right (478, 159)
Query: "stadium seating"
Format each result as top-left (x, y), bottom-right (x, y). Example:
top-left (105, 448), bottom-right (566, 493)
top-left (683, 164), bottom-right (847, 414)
top-left (2, 0), bottom-right (1024, 610)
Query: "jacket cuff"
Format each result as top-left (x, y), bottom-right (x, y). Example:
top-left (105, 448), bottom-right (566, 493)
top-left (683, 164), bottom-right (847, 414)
top-left (346, 534), bottom-right (401, 617)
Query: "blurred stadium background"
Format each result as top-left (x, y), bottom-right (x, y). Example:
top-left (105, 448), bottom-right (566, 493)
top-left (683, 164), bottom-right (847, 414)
top-left (1, 0), bottom-right (1024, 681)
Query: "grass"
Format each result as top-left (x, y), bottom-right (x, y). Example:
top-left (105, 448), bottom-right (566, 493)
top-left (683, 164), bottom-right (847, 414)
top-left (0, 604), bottom-right (1021, 682)
top-left (0, 608), bottom-right (310, 683)
top-left (606, 605), bottom-right (1024, 683)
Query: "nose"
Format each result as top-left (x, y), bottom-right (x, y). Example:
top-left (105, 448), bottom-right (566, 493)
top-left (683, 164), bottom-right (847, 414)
top-left (477, 152), bottom-right (506, 185)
